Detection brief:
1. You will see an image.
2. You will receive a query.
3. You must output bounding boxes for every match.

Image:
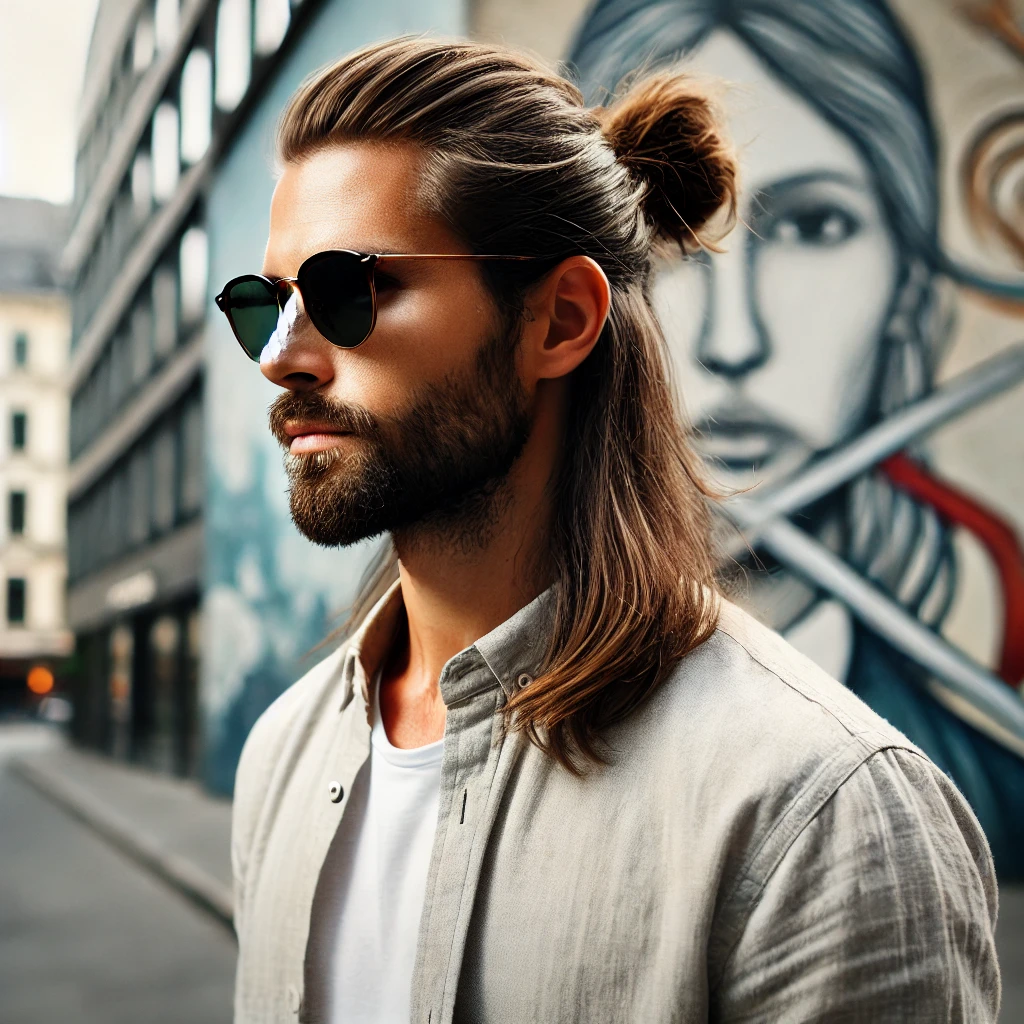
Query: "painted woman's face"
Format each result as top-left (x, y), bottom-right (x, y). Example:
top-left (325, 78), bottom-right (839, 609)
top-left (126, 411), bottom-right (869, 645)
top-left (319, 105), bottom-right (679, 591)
top-left (652, 30), bottom-right (900, 491)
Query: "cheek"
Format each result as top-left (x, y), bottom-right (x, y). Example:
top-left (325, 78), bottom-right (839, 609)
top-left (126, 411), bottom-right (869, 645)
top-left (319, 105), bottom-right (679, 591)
top-left (323, 271), bottom-right (494, 416)
top-left (753, 228), bottom-right (898, 446)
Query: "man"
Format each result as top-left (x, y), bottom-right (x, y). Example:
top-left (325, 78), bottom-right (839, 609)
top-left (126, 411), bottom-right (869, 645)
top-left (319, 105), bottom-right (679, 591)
top-left (224, 37), bottom-right (999, 1023)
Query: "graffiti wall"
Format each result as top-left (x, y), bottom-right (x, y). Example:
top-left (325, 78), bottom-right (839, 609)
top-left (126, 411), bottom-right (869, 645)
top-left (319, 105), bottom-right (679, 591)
top-left (201, 0), bottom-right (1024, 873)
top-left (561, 0), bottom-right (1024, 874)
top-left (202, 0), bottom-right (465, 794)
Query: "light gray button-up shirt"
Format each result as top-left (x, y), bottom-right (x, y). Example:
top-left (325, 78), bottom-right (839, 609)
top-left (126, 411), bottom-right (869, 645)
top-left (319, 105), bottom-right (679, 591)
top-left (231, 583), bottom-right (1000, 1023)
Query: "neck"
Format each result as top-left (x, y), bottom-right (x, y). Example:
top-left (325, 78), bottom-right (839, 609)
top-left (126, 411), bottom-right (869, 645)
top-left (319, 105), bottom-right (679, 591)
top-left (378, 380), bottom-right (563, 747)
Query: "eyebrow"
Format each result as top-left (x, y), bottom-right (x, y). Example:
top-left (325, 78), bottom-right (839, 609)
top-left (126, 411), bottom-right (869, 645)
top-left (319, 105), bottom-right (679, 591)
top-left (756, 169), bottom-right (867, 197)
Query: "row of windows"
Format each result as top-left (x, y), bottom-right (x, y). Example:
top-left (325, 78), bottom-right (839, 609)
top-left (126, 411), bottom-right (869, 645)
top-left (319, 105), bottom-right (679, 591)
top-left (74, 0), bottom-right (301, 340)
top-left (68, 391), bottom-right (203, 583)
top-left (78, 0), bottom-right (294, 207)
top-left (71, 222), bottom-right (207, 460)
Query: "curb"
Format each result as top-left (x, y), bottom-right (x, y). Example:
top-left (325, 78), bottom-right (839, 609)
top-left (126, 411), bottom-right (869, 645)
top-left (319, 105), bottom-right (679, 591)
top-left (10, 756), bottom-right (235, 937)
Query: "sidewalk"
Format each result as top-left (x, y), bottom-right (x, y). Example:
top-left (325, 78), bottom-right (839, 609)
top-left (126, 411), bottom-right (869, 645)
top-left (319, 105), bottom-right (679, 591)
top-left (10, 741), bottom-right (233, 932)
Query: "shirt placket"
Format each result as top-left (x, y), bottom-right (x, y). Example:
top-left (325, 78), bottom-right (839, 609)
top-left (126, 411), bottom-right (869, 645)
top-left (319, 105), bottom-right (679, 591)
top-left (298, 650), bottom-right (374, 1023)
top-left (410, 648), bottom-right (523, 1024)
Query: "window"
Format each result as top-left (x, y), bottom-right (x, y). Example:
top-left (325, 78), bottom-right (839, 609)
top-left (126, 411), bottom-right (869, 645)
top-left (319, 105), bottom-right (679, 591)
top-left (152, 267), bottom-right (178, 357)
top-left (7, 578), bottom-right (26, 624)
top-left (152, 103), bottom-right (180, 202)
top-left (179, 226), bottom-right (208, 323)
top-left (11, 412), bottom-right (26, 452)
top-left (215, 0), bottom-right (252, 112)
top-left (131, 298), bottom-right (155, 381)
top-left (255, 0), bottom-right (290, 55)
top-left (132, 150), bottom-right (152, 220)
top-left (178, 396), bottom-right (203, 516)
top-left (128, 447), bottom-right (151, 545)
top-left (154, 0), bottom-right (179, 53)
top-left (13, 331), bottom-right (28, 367)
top-left (151, 426), bottom-right (176, 534)
top-left (133, 14), bottom-right (155, 72)
top-left (180, 50), bottom-right (212, 164)
top-left (10, 491), bottom-right (26, 535)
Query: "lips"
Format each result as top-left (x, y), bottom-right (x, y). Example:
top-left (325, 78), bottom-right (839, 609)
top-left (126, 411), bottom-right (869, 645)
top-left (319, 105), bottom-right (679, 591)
top-left (694, 412), bottom-right (795, 469)
top-left (283, 422), bottom-right (353, 454)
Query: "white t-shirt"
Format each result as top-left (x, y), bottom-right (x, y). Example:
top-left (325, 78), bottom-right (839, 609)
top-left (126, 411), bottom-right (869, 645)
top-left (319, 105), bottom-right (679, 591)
top-left (324, 673), bottom-right (444, 1024)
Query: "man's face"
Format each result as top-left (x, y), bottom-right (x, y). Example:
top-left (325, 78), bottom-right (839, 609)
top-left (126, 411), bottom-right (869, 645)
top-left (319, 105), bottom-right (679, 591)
top-left (260, 143), bottom-right (530, 547)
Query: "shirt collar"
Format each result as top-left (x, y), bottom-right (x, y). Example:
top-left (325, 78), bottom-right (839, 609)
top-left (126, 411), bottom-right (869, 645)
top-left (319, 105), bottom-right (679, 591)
top-left (339, 580), bottom-right (556, 710)
top-left (473, 586), bottom-right (555, 698)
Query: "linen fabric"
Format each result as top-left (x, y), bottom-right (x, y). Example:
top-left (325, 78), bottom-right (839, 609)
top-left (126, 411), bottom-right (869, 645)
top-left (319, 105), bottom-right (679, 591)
top-left (231, 583), bottom-right (1000, 1023)
top-left (313, 671), bottom-right (444, 1023)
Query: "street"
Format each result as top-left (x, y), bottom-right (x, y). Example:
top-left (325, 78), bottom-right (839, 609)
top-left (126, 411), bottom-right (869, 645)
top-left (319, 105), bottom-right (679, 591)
top-left (0, 725), bottom-right (235, 1024)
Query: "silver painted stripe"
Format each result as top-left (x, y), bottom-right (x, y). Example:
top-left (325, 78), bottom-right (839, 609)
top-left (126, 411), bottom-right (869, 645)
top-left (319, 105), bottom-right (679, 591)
top-left (741, 513), bottom-right (1024, 743)
top-left (725, 343), bottom-right (1024, 548)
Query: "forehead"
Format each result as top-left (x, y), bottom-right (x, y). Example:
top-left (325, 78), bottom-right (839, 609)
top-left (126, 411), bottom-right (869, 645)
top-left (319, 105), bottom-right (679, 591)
top-left (684, 29), bottom-right (870, 191)
top-left (264, 142), bottom-right (446, 274)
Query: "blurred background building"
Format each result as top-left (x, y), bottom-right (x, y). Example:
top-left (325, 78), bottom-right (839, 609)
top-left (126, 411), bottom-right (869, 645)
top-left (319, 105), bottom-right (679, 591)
top-left (63, 0), bottom-right (346, 778)
top-left (0, 197), bottom-right (72, 709)
top-left (62, 0), bottom-right (568, 791)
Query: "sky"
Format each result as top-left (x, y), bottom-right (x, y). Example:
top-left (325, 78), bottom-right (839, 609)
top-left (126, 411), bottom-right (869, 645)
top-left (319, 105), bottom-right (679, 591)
top-left (0, 0), bottom-right (101, 205)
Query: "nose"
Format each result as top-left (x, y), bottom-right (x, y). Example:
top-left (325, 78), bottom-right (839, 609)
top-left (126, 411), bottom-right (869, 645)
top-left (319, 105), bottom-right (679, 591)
top-left (695, 238), bottom-right (770, 380)
top-left (259, 287), bottom-right (336, 391)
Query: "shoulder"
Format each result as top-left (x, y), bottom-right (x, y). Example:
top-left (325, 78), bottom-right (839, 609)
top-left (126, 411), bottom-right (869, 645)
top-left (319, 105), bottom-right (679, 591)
top-left (658, 597), bottom-right (921, 759)
top-left (619, 599), bottom-right (956, 900)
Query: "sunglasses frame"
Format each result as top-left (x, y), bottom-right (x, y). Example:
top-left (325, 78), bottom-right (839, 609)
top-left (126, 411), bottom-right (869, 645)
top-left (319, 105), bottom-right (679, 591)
top-left (215, 249), bottom-right (540, 361)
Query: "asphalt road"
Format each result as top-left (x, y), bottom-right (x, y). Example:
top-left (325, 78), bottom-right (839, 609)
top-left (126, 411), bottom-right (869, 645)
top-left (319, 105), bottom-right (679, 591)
top-left (0, 725), bottom-right (235, 1024)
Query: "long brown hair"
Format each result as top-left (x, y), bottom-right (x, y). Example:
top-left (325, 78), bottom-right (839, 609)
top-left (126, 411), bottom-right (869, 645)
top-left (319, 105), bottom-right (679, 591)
top-left (278, 37), bottom-right (738, 771)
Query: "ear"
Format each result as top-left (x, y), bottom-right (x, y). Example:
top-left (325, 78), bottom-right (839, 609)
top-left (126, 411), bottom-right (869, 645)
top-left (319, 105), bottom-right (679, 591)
top-left (519, 256), bottom-right (610, 383)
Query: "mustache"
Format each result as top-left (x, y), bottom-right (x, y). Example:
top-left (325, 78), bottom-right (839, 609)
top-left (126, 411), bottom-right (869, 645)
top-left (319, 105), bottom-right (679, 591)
top-left (268, 390), bottom-right (380, 449)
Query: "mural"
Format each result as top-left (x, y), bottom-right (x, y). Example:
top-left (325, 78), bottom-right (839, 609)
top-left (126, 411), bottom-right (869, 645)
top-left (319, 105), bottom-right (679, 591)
top-left (570, 0), bottom-right (1024, 876)
top-left (202, 0), bottom-right (465, 795)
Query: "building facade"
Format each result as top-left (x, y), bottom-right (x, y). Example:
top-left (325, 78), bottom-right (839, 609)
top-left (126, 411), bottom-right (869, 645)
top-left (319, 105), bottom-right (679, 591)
top-left (66, 0), bottom-right (339, 777)
top-left (66, 0), bottom-right (465, 786)
top-left (0, 197), bottom-right (72, 708)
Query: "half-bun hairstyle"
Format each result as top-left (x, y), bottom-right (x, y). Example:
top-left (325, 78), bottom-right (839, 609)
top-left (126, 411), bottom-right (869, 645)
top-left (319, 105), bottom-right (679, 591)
top-left (278, 37), bottom-right (738, 771)
top-left (597, 73), bottom-right (738, 253)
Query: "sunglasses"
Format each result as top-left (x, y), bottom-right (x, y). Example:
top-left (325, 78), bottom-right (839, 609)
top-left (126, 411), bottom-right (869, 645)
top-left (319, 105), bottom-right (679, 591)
top-left (215, 249), bottom-right (538, 361)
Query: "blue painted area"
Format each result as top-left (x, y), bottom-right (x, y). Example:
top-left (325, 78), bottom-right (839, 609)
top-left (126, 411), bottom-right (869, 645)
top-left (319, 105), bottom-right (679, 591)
top-left (203, 0), bottom-right (466, 795)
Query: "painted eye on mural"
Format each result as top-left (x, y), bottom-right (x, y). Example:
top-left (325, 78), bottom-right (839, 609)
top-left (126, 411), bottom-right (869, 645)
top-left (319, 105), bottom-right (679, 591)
top-left (760, 203), bottom-right (861, 248)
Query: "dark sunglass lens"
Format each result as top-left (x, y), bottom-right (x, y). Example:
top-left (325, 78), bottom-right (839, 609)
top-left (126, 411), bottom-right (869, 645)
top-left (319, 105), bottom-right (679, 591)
top-left (223, 279), bottom-right (280, 359)
top-left (299, 252), bottom-right (374, 348)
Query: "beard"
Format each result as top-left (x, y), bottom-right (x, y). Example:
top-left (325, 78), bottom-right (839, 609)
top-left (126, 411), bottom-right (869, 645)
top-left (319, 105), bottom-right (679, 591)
top-left (268, 327), bottom-right (531, 551)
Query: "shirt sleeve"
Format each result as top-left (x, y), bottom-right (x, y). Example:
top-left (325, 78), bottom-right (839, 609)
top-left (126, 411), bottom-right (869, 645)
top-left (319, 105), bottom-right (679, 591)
top-left (714, 746), bottom-right (1001, 1022)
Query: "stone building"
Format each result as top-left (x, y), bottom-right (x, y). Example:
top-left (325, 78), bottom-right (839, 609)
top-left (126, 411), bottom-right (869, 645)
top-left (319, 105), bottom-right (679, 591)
top-left (0, 196), bottom-right (72, 707)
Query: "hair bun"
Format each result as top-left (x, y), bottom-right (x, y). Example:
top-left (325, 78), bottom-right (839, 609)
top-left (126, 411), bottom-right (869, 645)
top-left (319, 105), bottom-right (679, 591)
top-left (597, 73), bottom-right (738, 253)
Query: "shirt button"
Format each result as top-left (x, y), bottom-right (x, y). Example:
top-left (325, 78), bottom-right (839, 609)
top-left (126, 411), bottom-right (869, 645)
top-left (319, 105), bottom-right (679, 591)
top-left (516, 673), bottom-right (533, 690)
top-left (328, 781), bottom-right (344, 803)
top-left (286, 982), bottom-right (301, 1013)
